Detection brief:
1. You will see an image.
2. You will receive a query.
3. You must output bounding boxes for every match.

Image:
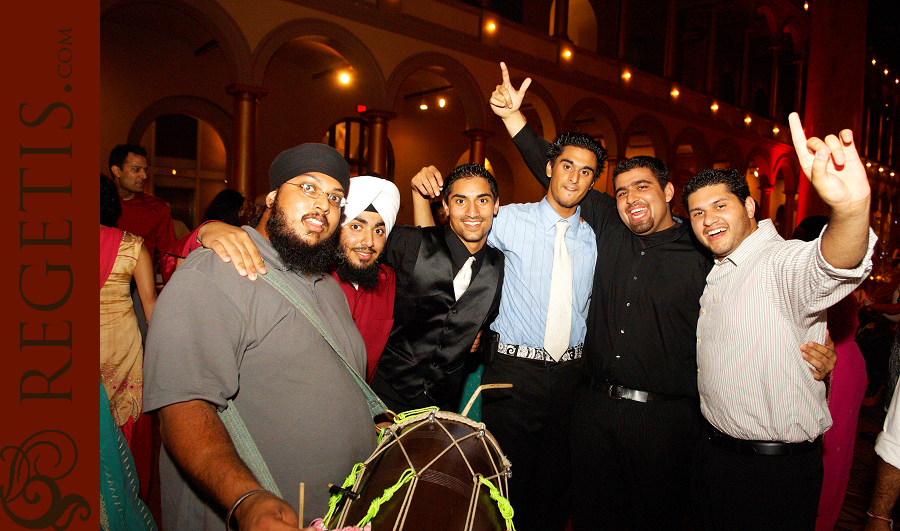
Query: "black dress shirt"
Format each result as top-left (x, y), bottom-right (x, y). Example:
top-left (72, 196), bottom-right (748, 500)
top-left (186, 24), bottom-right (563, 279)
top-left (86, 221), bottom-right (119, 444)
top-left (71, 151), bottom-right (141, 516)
top-left (513, 125), bottom-right (712, 397)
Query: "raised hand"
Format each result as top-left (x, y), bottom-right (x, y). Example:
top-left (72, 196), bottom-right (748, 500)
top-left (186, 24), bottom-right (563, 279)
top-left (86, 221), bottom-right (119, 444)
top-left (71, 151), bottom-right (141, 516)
top-left (489, 62), bottom-right (531, 119)
top-left (411, 165), bottom-right (444, 200)
top-left (789, 112), bottom-right (870, 213)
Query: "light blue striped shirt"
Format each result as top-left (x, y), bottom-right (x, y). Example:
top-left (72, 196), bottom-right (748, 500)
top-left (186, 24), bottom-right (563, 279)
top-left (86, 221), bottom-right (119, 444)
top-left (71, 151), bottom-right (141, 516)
top-left (488, 198), bottom-right (597, 349)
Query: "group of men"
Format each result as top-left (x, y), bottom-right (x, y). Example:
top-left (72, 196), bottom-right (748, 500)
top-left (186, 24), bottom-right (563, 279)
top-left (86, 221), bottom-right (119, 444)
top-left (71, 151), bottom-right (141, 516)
top-left (139, 60), bottom-right (874, 531)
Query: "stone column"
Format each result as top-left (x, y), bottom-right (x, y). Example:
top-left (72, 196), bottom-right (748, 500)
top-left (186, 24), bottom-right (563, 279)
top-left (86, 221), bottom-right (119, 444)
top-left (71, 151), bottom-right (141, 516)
top-left (553, 0), bottom-right (569, 40)
top-left (464, 129), bottom-right (492, 165)
top-left (226, 84), bottom-right (267, 206)
top-left (758, 185), bottom-right (773, 220)
top-left (362, 109), bottom-right (396, 177)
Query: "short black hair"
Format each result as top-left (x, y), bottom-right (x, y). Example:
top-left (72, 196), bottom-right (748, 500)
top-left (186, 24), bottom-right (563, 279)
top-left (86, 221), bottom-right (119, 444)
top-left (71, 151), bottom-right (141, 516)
top-left (203, 189), bottom-right (246, 226)
top-left (681, 169), bottom-right (751, 212)
top-left (109, 144), bottom-right (147, 173)
top-left (613, 156), bottom-right (670, 188)
top-left (546, 132), bottom-right (607, 181)
top-left (100, 175), bottom-right (121, 227)
top-left (441, 163), bottom-right (499, 203)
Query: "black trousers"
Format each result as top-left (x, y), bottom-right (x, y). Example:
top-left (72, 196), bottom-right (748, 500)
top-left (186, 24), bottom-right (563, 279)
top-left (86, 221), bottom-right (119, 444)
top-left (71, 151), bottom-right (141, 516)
top-left (691, 427), bottom-right (823, 531)
top-left (570, 381), bottom-right (701, 531)
top-left (369, 371), bottom-right (459, 414)
top-left (481, 354), bottom-right (582, 531)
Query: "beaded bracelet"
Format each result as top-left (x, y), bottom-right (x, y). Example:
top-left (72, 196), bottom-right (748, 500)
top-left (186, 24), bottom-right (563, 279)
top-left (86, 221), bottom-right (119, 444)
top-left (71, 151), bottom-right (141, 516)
top-left (225, 489), bottom-right (271, 531)
top-left (868, 510), bottom-right (894, 530)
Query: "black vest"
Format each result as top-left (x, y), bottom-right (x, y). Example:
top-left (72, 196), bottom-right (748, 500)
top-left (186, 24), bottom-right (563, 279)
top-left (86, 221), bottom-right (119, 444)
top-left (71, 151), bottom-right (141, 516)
top-left (375, 227), bottom-right (503, 405)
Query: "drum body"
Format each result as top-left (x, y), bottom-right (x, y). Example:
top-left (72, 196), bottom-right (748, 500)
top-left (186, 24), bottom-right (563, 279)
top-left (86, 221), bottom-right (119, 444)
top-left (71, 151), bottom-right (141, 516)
top-left (330, 410), bottom-right (512, 531)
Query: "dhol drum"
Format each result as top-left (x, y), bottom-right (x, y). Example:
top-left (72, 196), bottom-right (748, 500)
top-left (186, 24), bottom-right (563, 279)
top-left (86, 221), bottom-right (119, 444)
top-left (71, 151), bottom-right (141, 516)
top-left (322, 408), bottom-right (514, 531)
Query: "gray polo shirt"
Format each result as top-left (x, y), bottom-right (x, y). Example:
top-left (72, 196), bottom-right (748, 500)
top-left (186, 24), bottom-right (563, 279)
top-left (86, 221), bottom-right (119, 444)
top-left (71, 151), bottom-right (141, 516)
top-left (144, 226), bottom-right (375, 529)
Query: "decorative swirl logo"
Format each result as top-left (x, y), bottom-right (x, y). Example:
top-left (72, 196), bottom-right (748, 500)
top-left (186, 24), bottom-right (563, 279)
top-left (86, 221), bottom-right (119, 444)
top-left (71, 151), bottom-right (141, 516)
top-left (0, 430), bottom-right (90, 529)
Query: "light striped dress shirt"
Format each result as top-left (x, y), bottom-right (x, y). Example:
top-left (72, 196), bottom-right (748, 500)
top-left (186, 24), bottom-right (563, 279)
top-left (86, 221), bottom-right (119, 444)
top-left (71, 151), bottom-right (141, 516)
top-left (697, 219), bottom-right (875, 442)
top-left (488, 198), bottom-right (597, 349)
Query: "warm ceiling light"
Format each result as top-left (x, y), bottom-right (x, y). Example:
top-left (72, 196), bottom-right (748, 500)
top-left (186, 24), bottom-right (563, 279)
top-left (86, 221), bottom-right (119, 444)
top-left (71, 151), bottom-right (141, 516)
top-left (744, 116), bottom-right (752, 124)
top-left (804, 2), bottom-right (809, 10)
top-left (419, 103), bottom-right (428, 110)
top-left (339, 73), bottom-right (350, 84)
top-left (622, 71), bottom-right (631, 80)
top-left (773, 126), bottom-right (779, 133)
top-left (487, 22), bottom-right (496, 31)
top-left (873, 59), bottom-right (878, 65)
top-left (896, 79), bottom-right (899, 84)
top-left (171, 169), bottom-right (176, 175)
top-left (711, 103), bottom-right (719, 111)
top-left (439, 98), bottom-right (446, 108)
top-left (886, 69), bottom-right (890, 75)
top-left (562, 50), bottom-right (572, 59)
top-left (670, 88), bottom-right (679, 97)
top-left (880, 167), bottom-right (885, 172)
top-left (753, 170), bottom-right (759, 177)
top-left (892, 172), bottom-right (897, 177)
top-left (866, 162), bottom-right (872, 167)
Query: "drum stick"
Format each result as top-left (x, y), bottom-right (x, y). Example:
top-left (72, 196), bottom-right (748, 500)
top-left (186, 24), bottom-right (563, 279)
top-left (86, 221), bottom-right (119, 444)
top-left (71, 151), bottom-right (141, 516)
top-left (460, 383), bottom-right (512, 418)
top-left (298, 482), bottom-right (304, 529)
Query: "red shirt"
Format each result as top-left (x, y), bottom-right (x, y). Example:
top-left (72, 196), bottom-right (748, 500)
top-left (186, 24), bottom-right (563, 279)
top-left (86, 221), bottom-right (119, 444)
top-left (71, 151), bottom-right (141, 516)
top-left (117, 192), bottom-right (175, 273)
top-left (331, 264), bottom-right (396, 382)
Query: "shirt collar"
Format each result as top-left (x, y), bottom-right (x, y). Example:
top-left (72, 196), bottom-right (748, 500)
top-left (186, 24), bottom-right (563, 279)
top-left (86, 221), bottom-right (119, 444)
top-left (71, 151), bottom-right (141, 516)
top-left (637, 216), bottom-right (689, 249)
top-left (444, 224), bottom-right (486, 268)
top-left (538, 196), bottom-right (583, 235)
top-left (715, 218), bottom-right (777, 266)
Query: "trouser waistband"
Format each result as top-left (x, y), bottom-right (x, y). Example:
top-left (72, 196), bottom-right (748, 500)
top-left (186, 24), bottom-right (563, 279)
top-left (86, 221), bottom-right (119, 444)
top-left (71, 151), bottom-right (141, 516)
top-left (497, 342), bottom-right (583, 363)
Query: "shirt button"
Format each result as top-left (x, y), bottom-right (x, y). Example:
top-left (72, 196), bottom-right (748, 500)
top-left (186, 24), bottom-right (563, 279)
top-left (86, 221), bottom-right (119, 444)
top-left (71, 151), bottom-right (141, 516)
top-left (615, 355), bottom-right (620, 359)
top-left (701, 308), bottom-right (706, 314)
top-left (697, 368), bottom-right (700, 374)
top-left (626, 302), bottom-right (630, 307)
top-left (451, 309), bottom-right (458, 315)
top-left (700, 397), bottom-right (705, 403)
top-left (633, 276), bottom-right (637, 280)
top-left (620, 330), bottom-right (625, 334)
top-left (697, 338), bottom-right (701, 344)
top-left (640, 251), bottom-right (645, 256)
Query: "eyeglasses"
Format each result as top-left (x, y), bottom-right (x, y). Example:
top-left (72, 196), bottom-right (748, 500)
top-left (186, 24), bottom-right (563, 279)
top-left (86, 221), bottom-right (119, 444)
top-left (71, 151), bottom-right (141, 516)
top-left (287, 181), bottom-right (346, 208)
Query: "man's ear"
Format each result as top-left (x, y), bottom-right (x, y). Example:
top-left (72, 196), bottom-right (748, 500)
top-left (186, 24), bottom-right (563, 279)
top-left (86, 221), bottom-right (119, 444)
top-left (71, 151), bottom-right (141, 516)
top-left (744, 196), bottom-right (756, 219)
top-left (265, 190), bottom-right (277, 208)
top-left (664, 182), bottom-right (675, 203)
top-left (546, 160), bottom-right (553, 178)
top-left (111, 165), bottom-right (121, 179)
top-left (493, 197), bottom-right (500, 216)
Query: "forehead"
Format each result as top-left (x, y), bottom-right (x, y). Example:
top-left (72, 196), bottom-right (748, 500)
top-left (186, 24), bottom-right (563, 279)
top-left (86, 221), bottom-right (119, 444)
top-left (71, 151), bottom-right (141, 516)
top-left (348, 210), bottom-right (384, 226)
top-left (687, 183), bottom-right (734, 208)
top-left (614, 167), bottom-right (661, 189)
top-left (447, 176), bottom-right (493, 198)
top-left (123, 153), bottom-right (147, 167)
top-left (556, 145), bottom-right (597, 166)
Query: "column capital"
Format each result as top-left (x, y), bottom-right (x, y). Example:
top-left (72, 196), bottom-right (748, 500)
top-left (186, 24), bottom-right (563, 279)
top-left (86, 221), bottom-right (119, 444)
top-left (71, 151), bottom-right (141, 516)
top-left (463, 128), bottom-right (493, 140)
top-left (361, 109), bottom-right (396, 122)
top-left (226, 84), bottom-right (268, 99)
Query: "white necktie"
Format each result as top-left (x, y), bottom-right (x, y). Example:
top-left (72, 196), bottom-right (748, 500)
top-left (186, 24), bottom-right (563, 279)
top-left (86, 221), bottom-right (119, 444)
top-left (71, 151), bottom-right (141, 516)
top-left (453, 256), bottom-right (476, 300)
top-left (544, 221), bottom-right (572, 361)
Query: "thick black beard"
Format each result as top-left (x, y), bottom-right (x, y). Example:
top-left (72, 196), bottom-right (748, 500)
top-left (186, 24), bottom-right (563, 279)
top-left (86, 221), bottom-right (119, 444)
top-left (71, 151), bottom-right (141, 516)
top-left (266, 202), bottom-right (339, 276)
top-left (335, 256), bottom-right (381, 290)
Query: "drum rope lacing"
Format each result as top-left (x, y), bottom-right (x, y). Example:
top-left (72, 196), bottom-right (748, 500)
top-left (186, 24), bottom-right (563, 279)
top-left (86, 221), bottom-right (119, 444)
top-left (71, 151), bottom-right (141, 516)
top-left (321, 408), bottom-right (515, 531)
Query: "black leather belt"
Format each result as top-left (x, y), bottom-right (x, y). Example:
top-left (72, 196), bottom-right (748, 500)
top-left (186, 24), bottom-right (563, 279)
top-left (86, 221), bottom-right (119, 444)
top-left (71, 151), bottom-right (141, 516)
top-left (707, 424), bottom-right (822, 457)
top-left (590, 380), bottom-right (684, 403)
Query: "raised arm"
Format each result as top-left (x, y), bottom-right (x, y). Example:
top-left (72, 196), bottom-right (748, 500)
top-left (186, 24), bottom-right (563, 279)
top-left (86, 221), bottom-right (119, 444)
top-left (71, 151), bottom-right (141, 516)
top-left (488, 62), bottom-right (552, 188)
top-left (411, 166), bottom-right (443, 227)
top-left (789, 112), bottom-right (871, 269)
top-left (158, 400), bottom-right (305, 530)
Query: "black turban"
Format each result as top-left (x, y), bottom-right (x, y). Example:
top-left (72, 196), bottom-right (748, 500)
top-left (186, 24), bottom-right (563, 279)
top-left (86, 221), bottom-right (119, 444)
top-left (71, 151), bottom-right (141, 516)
top-left (268, 143), bottom-right (350, 193)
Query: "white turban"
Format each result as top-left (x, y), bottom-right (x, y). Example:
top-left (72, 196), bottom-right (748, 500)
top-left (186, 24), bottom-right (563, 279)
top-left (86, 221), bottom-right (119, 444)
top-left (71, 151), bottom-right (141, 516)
top-left (342, 175), bottom-right (401, 237)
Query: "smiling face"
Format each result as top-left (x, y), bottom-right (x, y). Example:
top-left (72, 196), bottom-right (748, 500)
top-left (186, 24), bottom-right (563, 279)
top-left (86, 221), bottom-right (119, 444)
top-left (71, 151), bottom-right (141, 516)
top-left (545, 146), bottom-right (598, 218)
top-left (687, 183), bottom-right (757, 259)
top-left (265, 172), bottom-right (344, 245)
top-left (443, 176), bottom-right (499, 253)
top-left (112, 152), bottom-right (149, 200)
top-left (340, 210), bottom-right (387, 269)
top-left (614, 167), bottom-right (675, 235)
